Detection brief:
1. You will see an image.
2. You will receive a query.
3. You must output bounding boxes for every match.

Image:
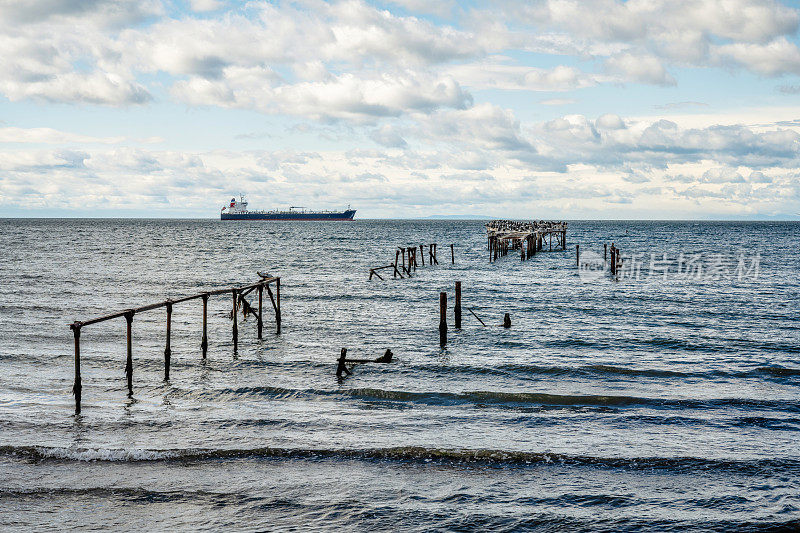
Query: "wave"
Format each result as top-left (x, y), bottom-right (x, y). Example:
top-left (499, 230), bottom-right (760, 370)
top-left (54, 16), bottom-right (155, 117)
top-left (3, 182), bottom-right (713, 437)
top-left (458, 363), bottom-right (694, 379)
top-left (196, 385), bottom-right (800, 412)
top-left (414, 362), bottom-right (800, 383)
top-left (3, 445), bottom-right (799, 474)
top-left (756, 366), bottom-right (800, 377)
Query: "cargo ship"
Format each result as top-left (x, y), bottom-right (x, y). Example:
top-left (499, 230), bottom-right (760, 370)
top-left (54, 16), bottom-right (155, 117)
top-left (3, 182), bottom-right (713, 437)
top-left (220, 196), bottom-right (356, 221)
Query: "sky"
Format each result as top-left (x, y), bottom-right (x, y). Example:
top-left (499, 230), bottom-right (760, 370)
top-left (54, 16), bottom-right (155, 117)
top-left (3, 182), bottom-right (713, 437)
top-left (1, 0), bottom-right (800, 219)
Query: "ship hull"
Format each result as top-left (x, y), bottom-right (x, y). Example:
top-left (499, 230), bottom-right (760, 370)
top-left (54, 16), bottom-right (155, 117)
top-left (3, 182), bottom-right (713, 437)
top-left (221, 210), bottom-right (356, 221)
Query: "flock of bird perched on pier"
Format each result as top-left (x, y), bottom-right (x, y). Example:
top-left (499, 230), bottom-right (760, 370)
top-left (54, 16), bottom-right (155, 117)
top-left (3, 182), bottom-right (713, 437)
top-left (65, 219), bottom-right (597, 413)
top-left (485, 219), bottom-right (569, 261)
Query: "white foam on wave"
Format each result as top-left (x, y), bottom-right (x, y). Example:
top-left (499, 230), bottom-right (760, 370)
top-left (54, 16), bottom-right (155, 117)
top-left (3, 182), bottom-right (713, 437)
top-left (34, 446), bottom-right (180, 462)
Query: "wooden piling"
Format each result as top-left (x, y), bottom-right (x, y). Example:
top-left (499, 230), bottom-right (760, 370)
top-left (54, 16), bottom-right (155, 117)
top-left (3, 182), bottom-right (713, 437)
top-left (439, 292), bottom-right (447, 347)
top-left (71, 323), bottom-right (81, 414)
top-left (503, 313), bottom-right (511, 328)
top-left (276, 277), bottom-right (281, 334)
top-left (455, 281), bottom-right (462, 329)
top-left (201, 293), bottom-right (208, 358)
top-left (257, 284), bottom-right (263, 340)
top-left (610, 247), bottom-right (616, 275)
top-left (419, 244), bottom-right (425, 266)
top-left (164, 302), bottom-right (172, 381)
top-left (576, 244), bottom-right (580, 266)
top-left (231, 290), bottom-right (238, 352)
top-left (124, 311), bottom-right (134, 397)
top-left (432, 244), bottom-right (438, 265)
top-left (604, 243), bottom-right (608, 262)
top-left (450, 243), bottom-right (455, 264)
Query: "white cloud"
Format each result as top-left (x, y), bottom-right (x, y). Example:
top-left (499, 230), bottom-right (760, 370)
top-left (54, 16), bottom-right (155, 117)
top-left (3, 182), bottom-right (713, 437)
top-left (0, 69), bottom-right (151, 105)
top-left (595, 114), bottom-right (625, 130)
top-left (0, 127), bottom-right (125, 144)
top-left (446, 63), bottom-right (600, 91)
top-left (715, 37), bottom-right (800, 76)
top-left (604, 53), bottom-right (675, 85)
top-left (1, 115), bottom-right (797, 217)
top-left (189, 0), bottom-right (224, 12)
top-left (417, 103), bottom-right (537, 154)
top-left (488, 0), bottom-right (800, 77)
top-left (0, 0), bottom-right (163, 28)
top-left (370, 125), bottom-right (408, 148)
top-left (172, 70), bottom-right (471, 120)
top-left (384, 0), bottom-right (456, 18)
top-left (701, 167), bottom-right (746, 183)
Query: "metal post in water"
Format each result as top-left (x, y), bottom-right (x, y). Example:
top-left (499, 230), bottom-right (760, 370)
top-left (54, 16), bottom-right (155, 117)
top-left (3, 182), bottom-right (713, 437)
top-left (276, 278), bottom-right (281, 334)
top-left (164, 302), bottom-right (172, 381)
top-left (71, 322), bottom-right (82, 414)
top-left (439, 292), bottom-right (447, 347)
top-left (124, 311), bottom-right (134, 397)
top-left (201, 294), bottom-right (209, 358)
top-left (257, 284), bottom-right (263, 340)
top-left (455, 282), bottom-right (462, 329)
top-left (232, 289), bottom-right (238, 352)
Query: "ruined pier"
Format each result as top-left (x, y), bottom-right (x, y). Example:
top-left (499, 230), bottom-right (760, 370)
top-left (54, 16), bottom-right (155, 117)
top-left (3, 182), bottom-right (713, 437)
top-left (68, 274), bottom-right (281, 414)
top-left (486, 220), bottom-right (568, 262)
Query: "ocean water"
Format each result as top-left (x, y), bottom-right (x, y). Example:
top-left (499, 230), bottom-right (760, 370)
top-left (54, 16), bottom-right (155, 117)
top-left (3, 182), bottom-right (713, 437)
top-left (0, 219), bottom-right (798, 532)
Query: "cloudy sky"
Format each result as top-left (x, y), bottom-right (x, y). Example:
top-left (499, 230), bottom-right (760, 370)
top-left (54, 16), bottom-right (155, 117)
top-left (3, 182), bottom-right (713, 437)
top-left (1, 0), bottom-right (800, 218)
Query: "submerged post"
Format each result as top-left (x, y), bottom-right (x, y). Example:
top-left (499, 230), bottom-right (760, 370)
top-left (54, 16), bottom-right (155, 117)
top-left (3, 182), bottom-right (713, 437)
top-left (124, 311), bottom-right (134, 397)
top-left (439, 292), bottom-right (447, 347)
top-left (257, 284), bottom-right (263, 340)
top-left (451, 243), bottom-right (455, 264)
top-left (164, 301), bottom-right (172, 381)
top-left (336, 347), bottom-right (351, 378)
top-left (276, 277), bottom-right (281, 334)
top-left (503, 313), bottom-right (511, 328)
top-left (71, 322), bottom-right (82, 414)
top-left (576, 244), bottom-right (580, 266)
top-left (232, 289), bottom-right (238, 352)
top-left (201, 293), bottom-right (209, 358)
top-left (455, 281), bottom-right (462, 329)
top-left (612, 243), bottom-right (617, 274)
top-left (419, 244), bottom-right (425, 266)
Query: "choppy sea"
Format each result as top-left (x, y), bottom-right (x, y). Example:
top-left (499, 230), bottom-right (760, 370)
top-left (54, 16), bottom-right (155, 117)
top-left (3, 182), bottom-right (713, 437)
top-left (0, 219), bottom-right (798, 531)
